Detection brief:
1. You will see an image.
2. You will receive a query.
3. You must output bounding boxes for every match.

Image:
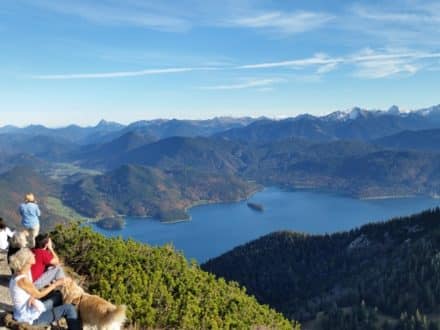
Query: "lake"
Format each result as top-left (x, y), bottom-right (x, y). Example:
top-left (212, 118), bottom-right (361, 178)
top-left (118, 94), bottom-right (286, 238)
top-left (93, 187), bottom-right (440, 263)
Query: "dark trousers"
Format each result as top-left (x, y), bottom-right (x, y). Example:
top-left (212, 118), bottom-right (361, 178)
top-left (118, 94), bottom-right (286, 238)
top-left (33, 303), bottom-right (82, 330)
top-left (41, 290), bottom-right (63, 310)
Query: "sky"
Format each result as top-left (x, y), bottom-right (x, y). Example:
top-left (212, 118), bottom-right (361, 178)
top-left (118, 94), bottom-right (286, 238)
top-left (1, 0), bottom-right (440, 126)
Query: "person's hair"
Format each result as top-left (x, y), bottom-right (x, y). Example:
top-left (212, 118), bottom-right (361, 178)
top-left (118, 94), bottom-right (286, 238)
top-left (0, 217), bottom-right (5, 230)
top-left (35, 233), bottom-right (50, 249)
top-left (24, 193), bottom-right (35, 203)
top-left (9, 231), bottom-right (28, 249)
top-left (9, 248), bottom-right (34, 273)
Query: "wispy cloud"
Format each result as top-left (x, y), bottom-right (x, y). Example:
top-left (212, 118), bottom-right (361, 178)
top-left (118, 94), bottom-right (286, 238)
top-left (238, 49), bottom-right (440, 79)
top-left (352, 4), bottom-right (440, 24)
top-left (30, 49), bottom-right (440, 81)
top-left (23, 0), bottom-right (191, 32)
top-left (228, 11), bottom-right (334, 35)
top-left (238, 53), bottom-right (341, 69)
top-left (348, 2), bottom-right (440, 47)
top-left (21, 0), bottom-right (333, 36)
top-left (199, 78), bottom-right (285, 90)
top-left (349, 49), bottom-right (440, 78)
top-left (31, 67), bottom-right (200, 80)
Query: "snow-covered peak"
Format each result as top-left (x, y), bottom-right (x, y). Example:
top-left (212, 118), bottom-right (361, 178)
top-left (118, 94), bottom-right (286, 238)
top-left (324, 111), bottom-right (349, 121)
top-left (349, 107), bottom-right (366, 120)
top-left (416, 104), bottom-right (440, 116)
top-left (96, 119), bottom-right (124, 129)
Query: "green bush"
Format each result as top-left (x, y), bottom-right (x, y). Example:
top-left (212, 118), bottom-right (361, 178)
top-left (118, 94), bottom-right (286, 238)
top-left (51, 223), bottom-right (297, 329)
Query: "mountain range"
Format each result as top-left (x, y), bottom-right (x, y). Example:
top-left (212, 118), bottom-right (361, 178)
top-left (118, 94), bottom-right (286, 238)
top-left (2, 105), bottom-right (440, 223)
top-left (217, 105), bottom-right (440, 142)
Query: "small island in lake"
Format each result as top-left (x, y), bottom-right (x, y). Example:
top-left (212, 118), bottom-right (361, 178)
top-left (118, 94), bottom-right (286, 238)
top-left (247, 202), bottom-right (264, 212)
top-left (96, 217), bottom-right (126, 230)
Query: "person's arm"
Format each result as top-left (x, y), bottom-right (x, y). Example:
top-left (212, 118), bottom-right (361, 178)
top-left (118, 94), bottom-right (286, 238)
top-left (35, 204), bottom-right (41, 217)
top-left (17, 276), bottom-right (65, 299)
top-left (47, 238), bottom-right (60, 265)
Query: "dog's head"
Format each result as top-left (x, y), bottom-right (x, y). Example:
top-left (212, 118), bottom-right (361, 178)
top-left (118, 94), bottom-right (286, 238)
top-left (61, 279), bottom-right (85, 305)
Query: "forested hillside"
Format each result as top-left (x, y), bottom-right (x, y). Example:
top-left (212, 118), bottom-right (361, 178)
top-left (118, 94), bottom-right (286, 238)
top-left (62, 164), bottom-right (257, 221)
top-left (51, 223), bottom-right (297, 329)
top-left (373, 128), bottom-right (440, 152)
top-left (203, 208), bottom-right (440, 329)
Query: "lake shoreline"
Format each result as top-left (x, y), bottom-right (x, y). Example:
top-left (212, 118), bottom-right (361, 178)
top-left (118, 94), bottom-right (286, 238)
top-left (159, 185), bottom-right (264, 224)
top-left (92, 188), bottom-right (440, 263)
top-left (360, 194), bottom-right (416, 200)
top-left (90, 185), bottom-right (438, 226)
top-left (92, 185), bottom-right (265, 225)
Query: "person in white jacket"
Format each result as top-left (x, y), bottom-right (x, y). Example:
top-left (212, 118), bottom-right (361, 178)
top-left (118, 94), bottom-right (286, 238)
top-left (0, 217), bottom-right (14, 252)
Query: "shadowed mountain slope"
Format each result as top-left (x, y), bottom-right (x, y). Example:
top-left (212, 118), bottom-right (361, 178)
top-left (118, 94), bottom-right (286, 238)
top-left (374, 128), bottom-right (440, 152)
top-left (203, 208), bottom-right (440, 329)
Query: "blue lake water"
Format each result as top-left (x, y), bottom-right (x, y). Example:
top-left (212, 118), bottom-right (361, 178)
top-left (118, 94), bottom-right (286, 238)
top-left (93, 187), bottom-right (440, 263)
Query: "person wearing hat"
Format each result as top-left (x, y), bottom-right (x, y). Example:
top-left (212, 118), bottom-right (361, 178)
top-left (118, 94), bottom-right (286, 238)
top-left (19, 193), bottom-right (41, 247)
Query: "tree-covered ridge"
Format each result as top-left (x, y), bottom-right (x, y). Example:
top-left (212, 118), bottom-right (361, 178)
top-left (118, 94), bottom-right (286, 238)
top-left (3, 132), bottom-right (440, 222)
top-left (62, 164), bottom-right (257, 221)
top-left (61, 136), bottom-right (440, 221)
top-left (51, 223), bottom-right (296, 329)
top-left (203, 208), bottom-right (440, 329)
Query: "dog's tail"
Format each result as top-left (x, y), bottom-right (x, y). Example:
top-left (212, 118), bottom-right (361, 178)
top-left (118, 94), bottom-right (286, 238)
top-left (103, 304), bottom-right (127, 326)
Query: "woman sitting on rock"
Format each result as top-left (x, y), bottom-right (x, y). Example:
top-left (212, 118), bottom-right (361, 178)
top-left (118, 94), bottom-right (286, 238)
top-left (9, 248), bottom-right (82, 329)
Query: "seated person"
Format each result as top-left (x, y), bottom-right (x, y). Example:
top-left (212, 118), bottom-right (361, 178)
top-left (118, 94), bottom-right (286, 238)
top-left (9, 248), bottom-right (81, 329)
top-left (7, 230), bottom-right (28, 265)
top-left (0, 217), bottom-right (14, 252)
top-left (31, 233), bottom-right (66, 289)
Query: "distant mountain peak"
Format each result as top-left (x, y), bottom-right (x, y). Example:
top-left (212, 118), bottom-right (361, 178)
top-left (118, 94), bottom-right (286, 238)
top-left (417, 104), bottom-right (440, 116)
top-left (96, 119), bottom-right (124, 129)
top-left (349, 107), bottom-right (366, 120)
top-left (387, 105), bottom-right (400, 115)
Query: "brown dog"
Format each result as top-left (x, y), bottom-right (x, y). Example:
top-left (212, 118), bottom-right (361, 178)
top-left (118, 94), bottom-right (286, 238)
top-left (61, 279), bottom-right (126, 330)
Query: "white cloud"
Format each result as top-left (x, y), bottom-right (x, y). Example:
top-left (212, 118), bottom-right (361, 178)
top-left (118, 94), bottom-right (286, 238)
top-left (352, 4), bottom-right (440, 24)
top-left (29, 48), bottom-right (440, 81)
top-left (21, 0), bottom-right (333, 36)
top-left (30, 67), bottom-right (199, 80)
top-left (348, 2), bottom-right (440, 47)
top-left (238, 53), bottom-right (341, 69)
top-left (353, 59), bottom-right (419, 79)
top-left (23, 0), bottom-right (191, 32)
top-left (229, 11), bottom-right (334, 35)
top-left (238, 48), bottom-right (440, 79)
top-left (316, 62), bottom-right (339, 74)
top-left (199, 78), bottom-right (285, 90)
top-left (349, 48), bottom-right (439, 78)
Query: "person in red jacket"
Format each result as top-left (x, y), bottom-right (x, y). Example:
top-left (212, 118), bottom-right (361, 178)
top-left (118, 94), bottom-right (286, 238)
top-left (31, 233), bottom-right (66, 289)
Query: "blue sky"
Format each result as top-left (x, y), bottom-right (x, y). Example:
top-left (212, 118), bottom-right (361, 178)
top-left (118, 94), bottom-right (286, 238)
top-left (1, 0), bottom-right (440, 126)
